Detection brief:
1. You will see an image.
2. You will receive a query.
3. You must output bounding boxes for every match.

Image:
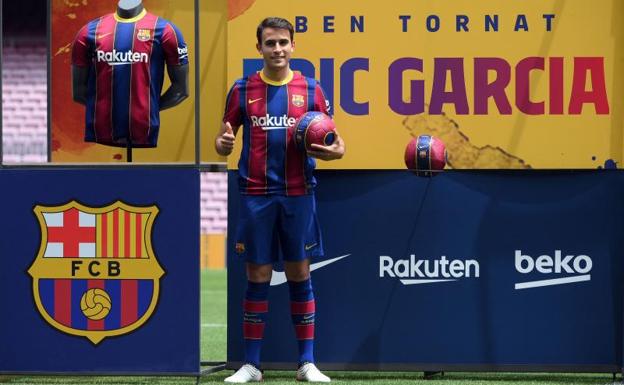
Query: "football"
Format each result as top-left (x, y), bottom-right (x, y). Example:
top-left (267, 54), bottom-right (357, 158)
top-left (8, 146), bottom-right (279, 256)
top-left (404, 135), bottom-right (447, 176)
top-left (80, 288), bottom-right (112, 321)
top-left (292, 111), bottom-right (336, 151)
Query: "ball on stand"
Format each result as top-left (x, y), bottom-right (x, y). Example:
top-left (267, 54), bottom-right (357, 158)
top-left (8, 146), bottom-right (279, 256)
top-left (404, 135), bottom-right (447, 177)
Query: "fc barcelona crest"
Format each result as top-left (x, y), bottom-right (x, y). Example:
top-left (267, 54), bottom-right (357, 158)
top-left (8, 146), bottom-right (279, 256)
top-left (27, 201), bottom-right (164, 344)
top-left (137, 29), bottom-right (151, 42)
top-left (292, 94), bottom-right (305, 108)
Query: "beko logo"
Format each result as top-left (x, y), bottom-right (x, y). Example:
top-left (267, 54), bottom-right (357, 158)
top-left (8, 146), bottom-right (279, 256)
top-left (178, 46), bottom-right (188, 60)
top-left (514, 250), bottom-right (592, 290)
top-left (250, 114), bottom-right (297, 130)
top-left (96, 49), bottom-right (149, 65)
top-left (379, 255), bottom-right (479, 285)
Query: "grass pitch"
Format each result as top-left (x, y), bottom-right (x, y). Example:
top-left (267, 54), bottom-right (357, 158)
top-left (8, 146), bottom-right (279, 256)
top-left (0, 270), bottom-right (619, 384)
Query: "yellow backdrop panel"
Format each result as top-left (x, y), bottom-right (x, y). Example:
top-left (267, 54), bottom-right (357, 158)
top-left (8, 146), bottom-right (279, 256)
top-left (227, 0), bottom-right (624, 169)
top-left (200, 0), bottom-right (228, 164)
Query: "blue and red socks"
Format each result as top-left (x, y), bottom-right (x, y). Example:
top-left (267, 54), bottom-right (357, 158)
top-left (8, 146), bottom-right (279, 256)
top-left (288, 278), bottom-right (316, 365)
top-left (243, 278), bottom-right (316, 367)
top-left (243, 280), bottom-right (269, 368)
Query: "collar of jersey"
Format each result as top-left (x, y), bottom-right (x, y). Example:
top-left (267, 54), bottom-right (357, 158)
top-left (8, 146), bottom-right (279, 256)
top-left (114, 9), bottom-right (147, 23)
top-left (259, 69), bottom-right (294, 86)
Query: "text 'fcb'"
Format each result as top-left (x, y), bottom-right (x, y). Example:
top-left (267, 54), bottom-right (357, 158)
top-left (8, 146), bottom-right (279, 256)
top-left (71, 260), bottom-right (120, 278)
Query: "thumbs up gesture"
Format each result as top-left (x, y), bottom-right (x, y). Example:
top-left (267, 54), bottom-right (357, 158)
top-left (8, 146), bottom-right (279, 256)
top-left (215, 121), bottom-right (236, 156)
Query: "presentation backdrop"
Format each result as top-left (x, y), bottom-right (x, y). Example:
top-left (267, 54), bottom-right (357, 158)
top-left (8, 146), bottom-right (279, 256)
top-left (50, 0), bottom-right (196, 163)
top-left (227, 170), bottom-right (624, 370)
top-left (0, 168), bottom-right (199, 374)
top-left (199, 0), bottom-right (228, 164)
top-left (227, 0), bottom-right (624, 169)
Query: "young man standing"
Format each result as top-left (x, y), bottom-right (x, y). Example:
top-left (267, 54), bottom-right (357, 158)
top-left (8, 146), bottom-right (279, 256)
top-left (215, 17), bottom-right (345, 384)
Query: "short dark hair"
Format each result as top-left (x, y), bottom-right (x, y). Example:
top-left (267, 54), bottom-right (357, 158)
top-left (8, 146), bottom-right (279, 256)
top-left (256, 17), bottom-right (294, 44)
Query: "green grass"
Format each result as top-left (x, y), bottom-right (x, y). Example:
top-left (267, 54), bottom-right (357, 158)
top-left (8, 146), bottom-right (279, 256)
top-left (2, 371), bottom-right (617, 385)
top-left (202, 269), bottom-right (227, 363)
top-left (0, 270), bottom-right (620, 384)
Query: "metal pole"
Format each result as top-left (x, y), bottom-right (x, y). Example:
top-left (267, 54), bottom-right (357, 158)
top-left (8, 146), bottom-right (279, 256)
top-left (46, 0), bottom-right (51, 163)
top-left (194, 0), bottom-right (200, 166)
top-left (0, 0), bottom-right (4, 166)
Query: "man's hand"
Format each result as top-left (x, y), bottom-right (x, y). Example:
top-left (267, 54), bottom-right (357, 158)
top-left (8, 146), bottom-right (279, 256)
top-left (307, 131), bottom-right (345, 161)
top-left (215, 121), bottom-right (236, 156)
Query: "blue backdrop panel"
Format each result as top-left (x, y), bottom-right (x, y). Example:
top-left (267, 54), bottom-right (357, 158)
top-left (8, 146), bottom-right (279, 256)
top-left (227, 170), bottom-right (624, 371)
top-left (0, 168), bottom-right (199, 375)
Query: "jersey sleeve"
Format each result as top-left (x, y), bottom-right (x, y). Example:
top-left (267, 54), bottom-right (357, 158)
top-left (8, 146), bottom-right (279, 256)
top-left (161, 22), bottom-right (189, 66)
top-left (314, 82), bottom-right (332, 117)
top-left (223, 82), bottom-right (243, 131)
top-left (71, 24), bottom-right (92, 67)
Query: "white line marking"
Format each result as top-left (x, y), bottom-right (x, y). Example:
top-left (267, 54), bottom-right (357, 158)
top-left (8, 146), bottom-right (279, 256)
top-left (201, 323), bottom-right (226, 328)
top-left (514, 274), bottom-right (591, 290)
top-left (400, 279), bottom-right (457, 285)
top-left (261, 126), bottom-right (289, 130)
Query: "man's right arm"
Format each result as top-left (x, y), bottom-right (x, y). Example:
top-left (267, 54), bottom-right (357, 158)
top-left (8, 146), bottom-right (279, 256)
top-left (215, 121), bottom-right (236, 156)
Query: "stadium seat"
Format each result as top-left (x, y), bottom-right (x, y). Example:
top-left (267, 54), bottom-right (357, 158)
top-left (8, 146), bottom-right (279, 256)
top-left (2, 41), bottom-right (47, 164)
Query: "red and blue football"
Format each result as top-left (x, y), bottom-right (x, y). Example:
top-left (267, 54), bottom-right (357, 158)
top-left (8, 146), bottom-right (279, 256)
top-left (404, 135), bottom-right (447, 176)
top-left (292, 111), bottom-right (336, 151)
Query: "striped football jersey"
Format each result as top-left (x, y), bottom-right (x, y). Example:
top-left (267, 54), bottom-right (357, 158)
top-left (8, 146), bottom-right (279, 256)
top-left (72, 9), bottom-right (188, 147)
top-left (224, 70), bottom-right (332, 196)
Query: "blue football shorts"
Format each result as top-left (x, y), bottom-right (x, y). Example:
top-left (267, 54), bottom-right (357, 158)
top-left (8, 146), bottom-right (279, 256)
top-left (234, 194), bottom-right (324, 265)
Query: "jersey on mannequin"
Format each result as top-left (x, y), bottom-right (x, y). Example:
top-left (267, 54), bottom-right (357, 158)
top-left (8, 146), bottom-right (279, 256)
top-left (71, 0), bottom-right (189, 148)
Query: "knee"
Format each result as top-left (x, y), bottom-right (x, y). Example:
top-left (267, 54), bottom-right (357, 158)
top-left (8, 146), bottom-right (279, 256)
top-left (285, 262), bottom-right (310, 282)
top-left (247, 263), bottom-right (272, 283)
top-left (287, 271), bottom-right (309, 282)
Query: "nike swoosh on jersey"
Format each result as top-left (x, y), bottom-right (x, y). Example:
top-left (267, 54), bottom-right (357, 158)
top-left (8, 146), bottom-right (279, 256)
top-left (248, 98), bottom-right (263, 104)
top-left (96, 33), bottom-right (112, 40)
top-left (270, 254), bottom-right (351, 286)
top-left (305, 243), bottom-right (318, 251)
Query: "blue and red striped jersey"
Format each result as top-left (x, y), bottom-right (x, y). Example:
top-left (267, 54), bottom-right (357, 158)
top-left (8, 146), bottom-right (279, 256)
top-left (72, 9), bottom-right (188, 147)
top-left (224, 70), bottom-right (332, 196)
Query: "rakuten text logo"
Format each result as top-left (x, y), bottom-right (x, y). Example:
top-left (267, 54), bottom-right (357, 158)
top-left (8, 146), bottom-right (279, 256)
top-left (96, 49), bottom-right (149, 65)
top-left (250, 115), bottom-right (296, 130)
top-left (379, 255), bottom-right (479, 285)
top-left (514, 250), bottom-right (592, 290)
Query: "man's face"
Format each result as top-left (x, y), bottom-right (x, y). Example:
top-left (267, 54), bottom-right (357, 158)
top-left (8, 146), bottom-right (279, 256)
top-left (257, 27), bottom-right (294, 71)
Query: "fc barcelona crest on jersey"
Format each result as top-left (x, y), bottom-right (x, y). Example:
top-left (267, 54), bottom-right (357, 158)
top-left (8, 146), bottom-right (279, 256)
top-left (292, 94), bottom-right (305, 108)
top-left (27, 201), bottom-right (164, 344)
top-left (137, 29), bottom-right (152, 42)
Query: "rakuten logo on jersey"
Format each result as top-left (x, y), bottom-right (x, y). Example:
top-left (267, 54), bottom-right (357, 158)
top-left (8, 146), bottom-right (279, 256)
top-left (96, 49), bottom-right (149, 66)
top-left (379, 255), bottom-right (479, 285)
top-left (514, 250), bottom-right (592, 290)
top-left (250, 115), bottom-right (297, 130)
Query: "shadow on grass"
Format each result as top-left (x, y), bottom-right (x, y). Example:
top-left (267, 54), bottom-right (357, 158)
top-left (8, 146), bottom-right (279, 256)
top-left (329, 371), bottom-right (616, 384)
top-left (195, 370), bottom-right (619, 385)
top-left (0, 376), bottom-right (200, 385)
top-left (1, 372), bottom-right (617, 385)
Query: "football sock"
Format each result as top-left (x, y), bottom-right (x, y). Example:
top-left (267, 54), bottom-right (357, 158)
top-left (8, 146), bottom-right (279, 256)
top-left (243, 280), bottom-right (270, 368)
top-left (288, 278), bottom-right (315, 365)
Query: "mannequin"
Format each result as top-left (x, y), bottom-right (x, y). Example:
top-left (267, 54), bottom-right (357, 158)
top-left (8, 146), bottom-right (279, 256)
top-left (71, 0), bottom-right (189, 160)
top-left (116, 0), bottom-right (144, 19)
top-left (72, 0), bottom-right (189, 110)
